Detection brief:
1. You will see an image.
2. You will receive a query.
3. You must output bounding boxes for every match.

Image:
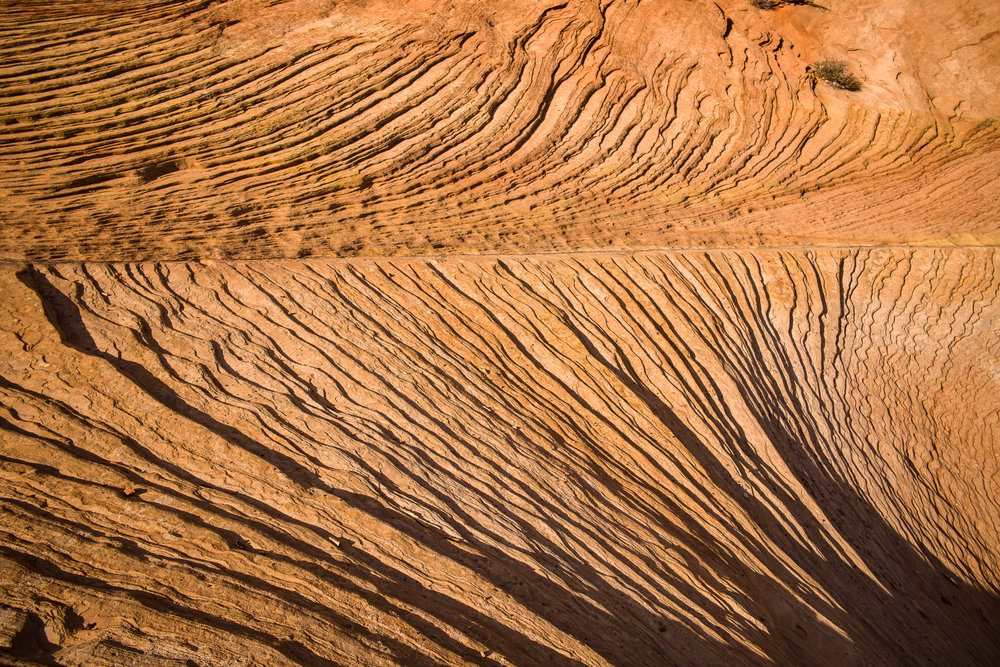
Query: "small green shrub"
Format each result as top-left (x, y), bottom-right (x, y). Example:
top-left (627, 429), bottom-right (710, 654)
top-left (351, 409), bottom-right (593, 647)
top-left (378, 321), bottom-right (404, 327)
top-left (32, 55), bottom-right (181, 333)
top-left (813, 60), bottom-right (862, 91)
top-left (751, 0), bottom-right (781, 8)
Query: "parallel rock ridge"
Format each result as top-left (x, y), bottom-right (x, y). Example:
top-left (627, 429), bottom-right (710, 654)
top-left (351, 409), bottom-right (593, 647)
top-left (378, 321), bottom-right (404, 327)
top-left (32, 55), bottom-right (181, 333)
top-left (2, 0), bottom-right (1000, 665)
top-left (1, 0), bottom-right (999, 259)
top-left (1, 250), bottom-right (998, 664)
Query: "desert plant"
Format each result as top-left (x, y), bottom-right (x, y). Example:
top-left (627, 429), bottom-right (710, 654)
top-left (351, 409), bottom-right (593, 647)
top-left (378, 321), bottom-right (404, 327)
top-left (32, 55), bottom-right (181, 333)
top-left (812, 60), bottom-right (862, 91)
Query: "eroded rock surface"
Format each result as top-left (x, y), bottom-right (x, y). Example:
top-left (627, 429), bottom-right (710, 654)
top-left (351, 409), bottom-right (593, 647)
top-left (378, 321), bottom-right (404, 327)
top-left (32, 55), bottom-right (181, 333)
top-left (1, 0), bottom-right (999, 665)
top-left (1, 251), bottom-right (998, 664)
top-left (1, 0), bottom-right (999, 259)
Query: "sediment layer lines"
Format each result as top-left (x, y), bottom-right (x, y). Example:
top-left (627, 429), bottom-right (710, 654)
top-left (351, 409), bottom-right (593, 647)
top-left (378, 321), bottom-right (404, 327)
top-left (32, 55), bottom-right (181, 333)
top-left (1, 249), bottom-right (997, 664)
top-left (2, 0), bottom-right (999, 259)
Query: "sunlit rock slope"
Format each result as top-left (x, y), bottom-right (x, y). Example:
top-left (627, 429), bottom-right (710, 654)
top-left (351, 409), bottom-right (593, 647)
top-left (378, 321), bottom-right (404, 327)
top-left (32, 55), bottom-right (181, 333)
top-left (2, 0), bottom-right (999, 665)
top-left (1, 0), bottom-right (999, 259)
top-left (1, 250), bottom-right (998, 664)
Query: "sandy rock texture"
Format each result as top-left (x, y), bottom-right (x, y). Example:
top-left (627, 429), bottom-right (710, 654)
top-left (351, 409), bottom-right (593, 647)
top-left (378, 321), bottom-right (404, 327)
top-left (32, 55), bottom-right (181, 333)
top-left (1, 0), bottom-right (999, 665)
top-left (1, 0), bottom-right (999, 259)
top-left (1, 251), bottom-right (999, 664)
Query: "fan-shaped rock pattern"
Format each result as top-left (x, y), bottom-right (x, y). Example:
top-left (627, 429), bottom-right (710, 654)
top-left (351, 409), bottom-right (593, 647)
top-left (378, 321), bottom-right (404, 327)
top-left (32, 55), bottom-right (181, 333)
top-left (1, 250), bottom-right (998, 664)
top-left (1, 0), bottom-right (999, 259)
top-left (2, 0), bottom-right (1000, 664)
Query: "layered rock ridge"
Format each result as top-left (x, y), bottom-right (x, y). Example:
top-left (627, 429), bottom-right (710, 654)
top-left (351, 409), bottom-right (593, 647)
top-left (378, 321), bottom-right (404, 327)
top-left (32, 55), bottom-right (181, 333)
top-left (1, 250), bottom-right (997, 664)
top-left (2, 0), bottom-right (999, 664)
top-left (1, 0), bottom-right (999, 259)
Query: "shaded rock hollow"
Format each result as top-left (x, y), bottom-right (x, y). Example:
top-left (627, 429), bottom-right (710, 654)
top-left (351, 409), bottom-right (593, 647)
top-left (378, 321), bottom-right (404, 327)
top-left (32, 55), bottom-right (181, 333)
top-left (2, 251), bottom-right (999, 664)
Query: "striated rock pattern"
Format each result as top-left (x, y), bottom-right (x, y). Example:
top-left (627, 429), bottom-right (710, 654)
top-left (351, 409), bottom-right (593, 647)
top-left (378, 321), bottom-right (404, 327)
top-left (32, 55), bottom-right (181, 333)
top-left (2, 0), bottom-right (999, 664)
top-left (2, 0), bottom-right (1000, 260)
top-left (1, 250), bottom-right (998, 664)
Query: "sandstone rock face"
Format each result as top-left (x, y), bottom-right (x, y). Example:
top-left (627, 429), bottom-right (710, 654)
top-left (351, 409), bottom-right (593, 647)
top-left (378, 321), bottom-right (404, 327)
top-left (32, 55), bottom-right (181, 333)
top-left (1, 0), bottom-right (999, 259)
top-left (1, 1), bottom-right (998, 665)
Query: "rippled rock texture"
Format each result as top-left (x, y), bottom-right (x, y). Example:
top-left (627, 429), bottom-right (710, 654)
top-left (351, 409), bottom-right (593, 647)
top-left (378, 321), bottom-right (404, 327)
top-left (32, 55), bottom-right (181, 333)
top-left (2, 0), bottom-right (1000, 665)
top-left (1, 250), bottom-right (998, 664)
top-left (1, 0), bottom-right (999, 259)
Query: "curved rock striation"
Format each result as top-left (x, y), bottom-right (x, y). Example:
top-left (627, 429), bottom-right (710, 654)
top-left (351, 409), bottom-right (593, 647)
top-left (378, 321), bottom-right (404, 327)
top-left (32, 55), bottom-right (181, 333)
top-left (1, 0), bottom-right (999, 260)
top-left (1, 250), bottom-right (997, 664)
top-left (2, 0), bottom-right (999, 664)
